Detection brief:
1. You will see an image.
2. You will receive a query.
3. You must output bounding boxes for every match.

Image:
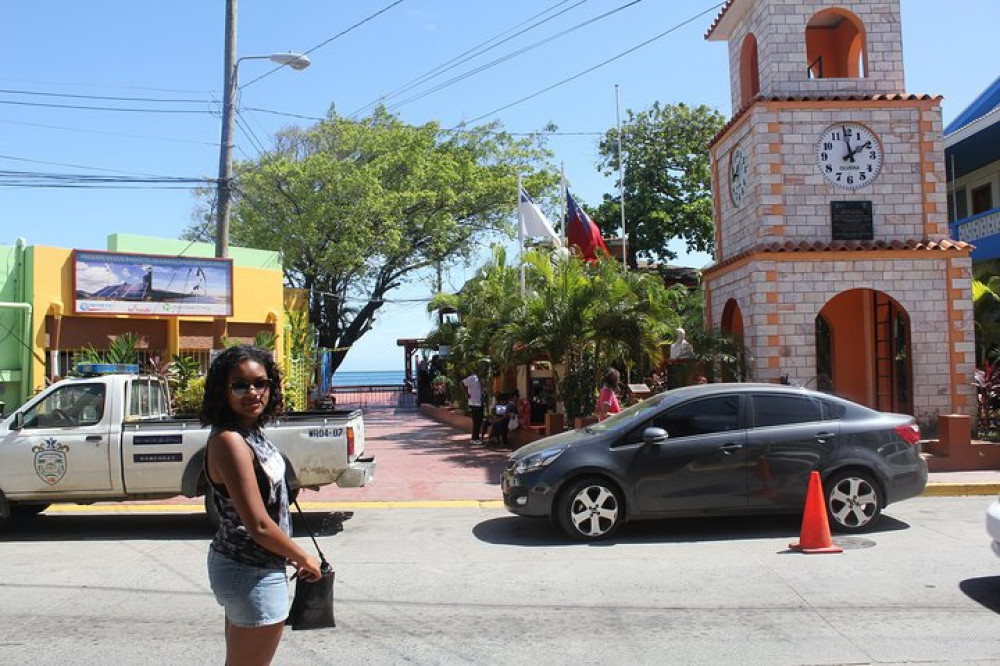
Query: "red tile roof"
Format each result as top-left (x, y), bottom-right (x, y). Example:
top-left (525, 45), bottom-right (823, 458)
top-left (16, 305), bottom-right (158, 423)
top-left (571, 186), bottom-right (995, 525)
top-left (702, 238), bottom-right (973, 274)
top-left (705, 0), bottom-right (739, 40)
top-left (710, 94), bottom-right (944, 148)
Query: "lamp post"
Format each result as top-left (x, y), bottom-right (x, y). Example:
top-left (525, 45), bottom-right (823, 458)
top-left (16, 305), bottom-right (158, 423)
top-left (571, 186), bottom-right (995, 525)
top-left (214, 2), bottom-right (310, 259)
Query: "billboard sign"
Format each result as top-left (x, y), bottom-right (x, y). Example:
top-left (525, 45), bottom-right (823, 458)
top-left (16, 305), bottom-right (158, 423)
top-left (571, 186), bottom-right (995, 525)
top-left (73, 250), bottom-right (233, 316)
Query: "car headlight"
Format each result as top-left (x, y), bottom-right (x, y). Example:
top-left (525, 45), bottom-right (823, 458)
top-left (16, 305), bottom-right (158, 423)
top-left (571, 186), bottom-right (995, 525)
top-left (514, 445), bottom-right (568, 474)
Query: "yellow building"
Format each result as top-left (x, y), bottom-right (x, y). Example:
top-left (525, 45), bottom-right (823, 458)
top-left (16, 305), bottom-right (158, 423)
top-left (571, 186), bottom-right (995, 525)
top-left (0, 233), bottom-right (286, 409)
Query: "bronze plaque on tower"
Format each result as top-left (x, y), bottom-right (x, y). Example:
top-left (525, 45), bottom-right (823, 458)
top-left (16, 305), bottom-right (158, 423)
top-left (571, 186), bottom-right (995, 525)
top-left (831, 201), bottom-right (873, 240)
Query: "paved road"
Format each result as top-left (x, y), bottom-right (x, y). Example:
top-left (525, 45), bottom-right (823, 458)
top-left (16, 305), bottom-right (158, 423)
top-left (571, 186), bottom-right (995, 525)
top-left (1, 496), bottom-right (999, 665)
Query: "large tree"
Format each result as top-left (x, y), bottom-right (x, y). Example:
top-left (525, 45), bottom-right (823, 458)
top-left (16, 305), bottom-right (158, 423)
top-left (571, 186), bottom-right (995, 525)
top-left (186, 106), bottom-right (556, 373)
top-left (594, 101), bottom-right (725, 266)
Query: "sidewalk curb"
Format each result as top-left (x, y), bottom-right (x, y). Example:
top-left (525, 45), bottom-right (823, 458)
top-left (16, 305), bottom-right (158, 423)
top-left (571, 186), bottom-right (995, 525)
top-left (922, 483), bottom-right (1000, 497)
top-left (44, 500), bottom-right (507, 514)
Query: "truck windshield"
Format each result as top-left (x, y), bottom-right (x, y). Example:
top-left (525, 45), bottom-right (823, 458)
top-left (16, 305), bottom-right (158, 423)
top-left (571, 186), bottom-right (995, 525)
top-left (21, 383), bottom-right (106, 428)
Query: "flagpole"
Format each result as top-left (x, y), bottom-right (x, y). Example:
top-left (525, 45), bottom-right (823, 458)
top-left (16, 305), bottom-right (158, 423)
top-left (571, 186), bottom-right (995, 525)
top-left (560, 163), bottom-right (567, 247)
top-left (616, 84), bottom-right (627, 273)
top-left (517, 174), bottom-right (525, 293)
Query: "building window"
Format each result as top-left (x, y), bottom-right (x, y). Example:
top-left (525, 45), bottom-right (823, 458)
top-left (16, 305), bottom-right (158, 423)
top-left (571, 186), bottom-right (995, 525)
top-left (955, 187), bottom-right (968, 220)
top-left (972, 184), bottom-right (994, 215)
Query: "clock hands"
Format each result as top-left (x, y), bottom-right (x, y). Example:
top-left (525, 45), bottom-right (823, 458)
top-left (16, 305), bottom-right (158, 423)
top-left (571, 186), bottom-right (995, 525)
top-left (847, 140), bottom-right (872, 161)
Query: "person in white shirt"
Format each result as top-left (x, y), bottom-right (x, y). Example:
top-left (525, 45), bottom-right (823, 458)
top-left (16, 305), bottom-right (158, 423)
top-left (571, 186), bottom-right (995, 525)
top-left (461, 372), bottom-right (484, 443)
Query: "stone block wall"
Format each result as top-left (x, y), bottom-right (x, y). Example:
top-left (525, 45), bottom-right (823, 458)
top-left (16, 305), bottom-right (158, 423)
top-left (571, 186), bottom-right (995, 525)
top-left (719, 0), bottom-right (905, 110)
top-left (705, 251), bottom-right (975, 429)
top-left (710, 99), bottom-right (947, 263)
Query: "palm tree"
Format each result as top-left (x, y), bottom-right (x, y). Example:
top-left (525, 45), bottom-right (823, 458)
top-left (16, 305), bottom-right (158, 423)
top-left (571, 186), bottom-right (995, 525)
top-left (972, 269), bottom-right (1000, 365)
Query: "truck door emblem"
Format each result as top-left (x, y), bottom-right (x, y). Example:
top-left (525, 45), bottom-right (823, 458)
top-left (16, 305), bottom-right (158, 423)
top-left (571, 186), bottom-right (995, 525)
top-left (32, 438), bottom-right (69, 485)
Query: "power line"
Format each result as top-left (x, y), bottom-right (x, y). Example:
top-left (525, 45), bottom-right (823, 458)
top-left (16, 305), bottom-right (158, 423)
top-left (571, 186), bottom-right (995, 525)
top-left (0, 99), bottom-right (213, 114)
top-left (0, 153), bottom-right (188, 179)
top-left (349, 0), bottom-right (587, 118)
top-left (388, 0), bottom-right (644, 113)
top-left (0, 118), bottom-right (219, 147)
top-left (243, 106), bottom-right (601, 136)
top-left (0, 88), bottom-right (209, 104)
top-left (0, 77), bottom-right (211, 95)
top-left (241, 0), bottom-right (407, 89)
top-left (459, 2), bottom-right (725, 126)
top-left (0, 169), bottom-right (213, 189)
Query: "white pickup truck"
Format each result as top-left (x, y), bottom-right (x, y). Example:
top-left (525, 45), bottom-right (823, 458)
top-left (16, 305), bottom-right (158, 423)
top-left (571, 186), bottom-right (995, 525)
top-left (0, 366), bottom-right (375, 522)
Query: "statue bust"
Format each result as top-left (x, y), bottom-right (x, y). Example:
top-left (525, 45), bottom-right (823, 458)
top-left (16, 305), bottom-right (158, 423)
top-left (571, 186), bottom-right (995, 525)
top-left (670, 327), bottom-right (693, 359)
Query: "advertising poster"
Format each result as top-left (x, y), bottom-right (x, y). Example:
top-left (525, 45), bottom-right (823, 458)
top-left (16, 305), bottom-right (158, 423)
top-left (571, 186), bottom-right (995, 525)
top-left (73, 250), bottom-right (233, 316)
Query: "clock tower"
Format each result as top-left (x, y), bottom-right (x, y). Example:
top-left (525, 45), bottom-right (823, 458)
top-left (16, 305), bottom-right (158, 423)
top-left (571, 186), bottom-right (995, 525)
top-left (701, 0), bottom-right (975, 426)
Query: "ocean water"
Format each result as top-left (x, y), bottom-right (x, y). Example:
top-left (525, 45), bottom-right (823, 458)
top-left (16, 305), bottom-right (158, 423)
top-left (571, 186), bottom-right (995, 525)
top-left (331, 370), bottom-right (405, 386)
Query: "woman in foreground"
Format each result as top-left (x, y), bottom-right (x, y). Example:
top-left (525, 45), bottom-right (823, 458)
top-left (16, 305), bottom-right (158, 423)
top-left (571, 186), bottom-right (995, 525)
top-left (200, 345), bottom-right (321, 665)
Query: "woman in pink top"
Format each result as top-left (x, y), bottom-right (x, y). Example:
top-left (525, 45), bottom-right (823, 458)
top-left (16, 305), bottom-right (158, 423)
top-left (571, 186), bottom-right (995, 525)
top-left (598, 368), bottom-right (622, 420)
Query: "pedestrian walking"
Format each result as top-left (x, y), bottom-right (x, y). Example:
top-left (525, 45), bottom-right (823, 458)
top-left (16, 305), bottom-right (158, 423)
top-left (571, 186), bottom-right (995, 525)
top-left (200, 345), bottom-right (322, 666)
top-left (598, 368), bottom-right (622, 421)
top-left (462, 370), bottom-right (485, 443)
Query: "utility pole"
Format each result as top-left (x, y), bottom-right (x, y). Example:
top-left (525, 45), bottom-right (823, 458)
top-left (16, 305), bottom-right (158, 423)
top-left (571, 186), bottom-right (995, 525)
top-left (215, 0), bottom-right (237, 259)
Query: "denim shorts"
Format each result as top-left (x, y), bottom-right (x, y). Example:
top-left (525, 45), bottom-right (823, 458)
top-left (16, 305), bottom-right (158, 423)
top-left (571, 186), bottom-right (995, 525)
top-left (207, 548), bottom-right (289, 628)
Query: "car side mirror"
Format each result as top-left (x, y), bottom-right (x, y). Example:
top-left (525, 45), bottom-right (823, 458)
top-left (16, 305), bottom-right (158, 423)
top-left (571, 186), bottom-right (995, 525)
top-left (642, 427), bottom-right (669, 446)
top-left (11, 412), bottom-right (23, 430)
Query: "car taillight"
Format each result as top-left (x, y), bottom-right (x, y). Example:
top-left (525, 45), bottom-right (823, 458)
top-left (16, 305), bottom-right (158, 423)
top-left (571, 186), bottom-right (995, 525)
top-left (894, 423), bottom-right (920, 446)
top-left (347, 427), bottom-right (355, 458)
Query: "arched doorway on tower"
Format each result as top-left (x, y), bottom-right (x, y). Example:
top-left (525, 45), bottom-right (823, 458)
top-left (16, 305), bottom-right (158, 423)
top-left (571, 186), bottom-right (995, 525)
top-left (815, 289), bottom-right (912, 414)
top-left (720, 298), bottom-right (748, 382)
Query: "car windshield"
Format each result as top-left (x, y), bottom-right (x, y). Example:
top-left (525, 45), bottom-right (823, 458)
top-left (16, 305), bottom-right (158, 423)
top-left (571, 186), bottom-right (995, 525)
top-left (587, 391), bottom-right (672, 433)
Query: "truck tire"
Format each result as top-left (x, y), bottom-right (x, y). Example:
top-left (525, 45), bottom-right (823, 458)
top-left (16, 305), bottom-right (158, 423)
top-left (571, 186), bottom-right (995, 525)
top-left (8, 503), bottom-right (50, 520)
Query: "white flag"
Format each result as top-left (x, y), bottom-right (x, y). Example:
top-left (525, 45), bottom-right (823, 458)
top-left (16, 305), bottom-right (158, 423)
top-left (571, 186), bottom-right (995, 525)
top-left (518, 187), bottom-right (563, 247)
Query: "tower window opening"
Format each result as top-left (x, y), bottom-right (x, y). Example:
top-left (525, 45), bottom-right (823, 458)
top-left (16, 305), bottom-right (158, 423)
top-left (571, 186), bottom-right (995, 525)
top-left (805, 9), bottom-right (867, 79)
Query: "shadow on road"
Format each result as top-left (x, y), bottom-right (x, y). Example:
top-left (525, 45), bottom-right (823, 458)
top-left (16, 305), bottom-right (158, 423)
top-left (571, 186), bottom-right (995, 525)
top-left (959, 576), bottom-right (1000, 614)
top-left (0, 510), bottom-right (350, 542)
top-left (473, 512), bottom-right (911, 547)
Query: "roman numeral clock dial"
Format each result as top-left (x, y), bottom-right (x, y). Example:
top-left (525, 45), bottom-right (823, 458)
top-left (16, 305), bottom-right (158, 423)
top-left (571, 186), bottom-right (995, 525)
top-left (816, 123), bottom-right (883, 190)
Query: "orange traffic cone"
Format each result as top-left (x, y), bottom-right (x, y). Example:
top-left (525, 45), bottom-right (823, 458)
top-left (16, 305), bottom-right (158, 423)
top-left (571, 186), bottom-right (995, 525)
top-left (789, 471), bottom-right (842, 554)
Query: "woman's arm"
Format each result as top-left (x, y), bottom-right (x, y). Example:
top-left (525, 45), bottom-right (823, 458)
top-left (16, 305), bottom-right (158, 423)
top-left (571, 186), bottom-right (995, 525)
top-left (208, 431), bottom-right (322, 581)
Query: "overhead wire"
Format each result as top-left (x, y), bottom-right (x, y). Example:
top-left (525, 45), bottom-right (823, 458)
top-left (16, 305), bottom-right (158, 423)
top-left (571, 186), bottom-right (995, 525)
top-left (349, 0), bottom-right (587, 118)
top-left (388, 0), bottom-right (644, 113)
top-left (0, 118), bottom-right (219, 146)
top-left (458, 2), bottom-right (725, 126)
top-left (240, 0), bottom-right (407, 90)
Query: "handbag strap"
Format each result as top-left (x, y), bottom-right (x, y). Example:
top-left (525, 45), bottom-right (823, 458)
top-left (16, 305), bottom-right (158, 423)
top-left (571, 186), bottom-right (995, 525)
top-left (293, 499), bottom-right (329, 568)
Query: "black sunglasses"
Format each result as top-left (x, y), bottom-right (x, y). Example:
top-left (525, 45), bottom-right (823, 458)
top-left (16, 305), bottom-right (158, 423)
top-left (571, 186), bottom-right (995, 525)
top-left (229, 378), bottom-right (273, 396)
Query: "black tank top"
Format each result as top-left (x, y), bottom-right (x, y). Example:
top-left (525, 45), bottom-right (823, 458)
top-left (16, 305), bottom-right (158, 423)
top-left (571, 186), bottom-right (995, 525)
top-left (206, 425), bottom-right (291, 568)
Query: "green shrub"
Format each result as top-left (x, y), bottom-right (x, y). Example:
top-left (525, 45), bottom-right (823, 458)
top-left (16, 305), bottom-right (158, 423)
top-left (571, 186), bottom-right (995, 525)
top-left (174, 376), bottom-right (206, 417)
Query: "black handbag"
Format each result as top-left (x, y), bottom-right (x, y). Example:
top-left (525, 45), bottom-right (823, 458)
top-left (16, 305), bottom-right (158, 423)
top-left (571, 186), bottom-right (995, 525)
top-left (287, 501), bottom-right (336, 630)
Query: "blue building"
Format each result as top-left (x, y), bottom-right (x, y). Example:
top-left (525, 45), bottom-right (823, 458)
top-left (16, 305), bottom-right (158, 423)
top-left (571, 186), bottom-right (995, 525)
top-left (947, 75), bottom-right (1000, 262)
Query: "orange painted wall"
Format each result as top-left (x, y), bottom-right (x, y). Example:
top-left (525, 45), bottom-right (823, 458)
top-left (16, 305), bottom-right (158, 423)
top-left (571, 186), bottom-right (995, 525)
top-left (821, 289), bottom-right (869, 406)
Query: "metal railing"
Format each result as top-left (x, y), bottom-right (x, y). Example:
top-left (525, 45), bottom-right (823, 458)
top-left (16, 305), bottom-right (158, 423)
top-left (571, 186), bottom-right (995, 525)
top-left (321, 384), bottom-right (418, 412)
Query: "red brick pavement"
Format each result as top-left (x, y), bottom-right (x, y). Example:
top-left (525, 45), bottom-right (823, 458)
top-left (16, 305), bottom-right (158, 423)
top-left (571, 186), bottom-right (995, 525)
top-left (303, 406), bottom-right (508, 503)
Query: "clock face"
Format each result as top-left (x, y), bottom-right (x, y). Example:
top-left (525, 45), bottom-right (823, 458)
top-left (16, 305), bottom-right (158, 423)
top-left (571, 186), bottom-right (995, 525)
top-left (816, 123), bottom-right (883, 190)
top-left (730, 146), bottom-right (749, 207)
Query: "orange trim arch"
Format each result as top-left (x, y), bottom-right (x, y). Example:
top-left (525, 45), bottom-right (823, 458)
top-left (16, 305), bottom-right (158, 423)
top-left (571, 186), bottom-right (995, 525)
top-left (805, 8), bottom-right (867, 79)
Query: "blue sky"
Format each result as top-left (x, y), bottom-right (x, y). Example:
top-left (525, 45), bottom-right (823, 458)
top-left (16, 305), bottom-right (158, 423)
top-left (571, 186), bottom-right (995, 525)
top-left (2, 1), bottom-right (997, 371)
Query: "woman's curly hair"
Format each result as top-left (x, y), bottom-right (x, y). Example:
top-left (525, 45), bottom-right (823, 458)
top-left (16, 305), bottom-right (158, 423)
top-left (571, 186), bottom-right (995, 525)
top-left (199, 345), bottom-right (284, 428)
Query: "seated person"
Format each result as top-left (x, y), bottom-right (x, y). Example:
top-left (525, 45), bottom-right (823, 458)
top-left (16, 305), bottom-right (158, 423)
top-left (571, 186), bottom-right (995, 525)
top-left (486, 393), bottom-right (510, 448)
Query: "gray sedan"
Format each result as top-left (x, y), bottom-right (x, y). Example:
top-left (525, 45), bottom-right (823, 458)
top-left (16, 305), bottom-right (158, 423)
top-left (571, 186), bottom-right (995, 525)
top-left (502, 383), bottom-right (927, 541)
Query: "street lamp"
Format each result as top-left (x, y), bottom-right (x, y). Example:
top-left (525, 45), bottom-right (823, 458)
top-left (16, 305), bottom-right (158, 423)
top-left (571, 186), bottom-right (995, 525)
top-left (214, 51), bottom-right (311, 259)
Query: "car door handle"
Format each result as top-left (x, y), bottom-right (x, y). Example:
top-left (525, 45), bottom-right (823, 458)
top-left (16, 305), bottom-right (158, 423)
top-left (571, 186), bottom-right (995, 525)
top-left (86, 435), bottom-right (102, 442)
top-left (814, 432), bottom-right (836, 441)
top-left (718, 443), bottom-right (744, 454)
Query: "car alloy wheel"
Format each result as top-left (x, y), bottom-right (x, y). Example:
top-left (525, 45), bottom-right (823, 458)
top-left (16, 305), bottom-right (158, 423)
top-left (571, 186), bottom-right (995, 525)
top-left (825, 470), bottom-right (882, 533)
top-left (557, 477), bottom-right (623, 541)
